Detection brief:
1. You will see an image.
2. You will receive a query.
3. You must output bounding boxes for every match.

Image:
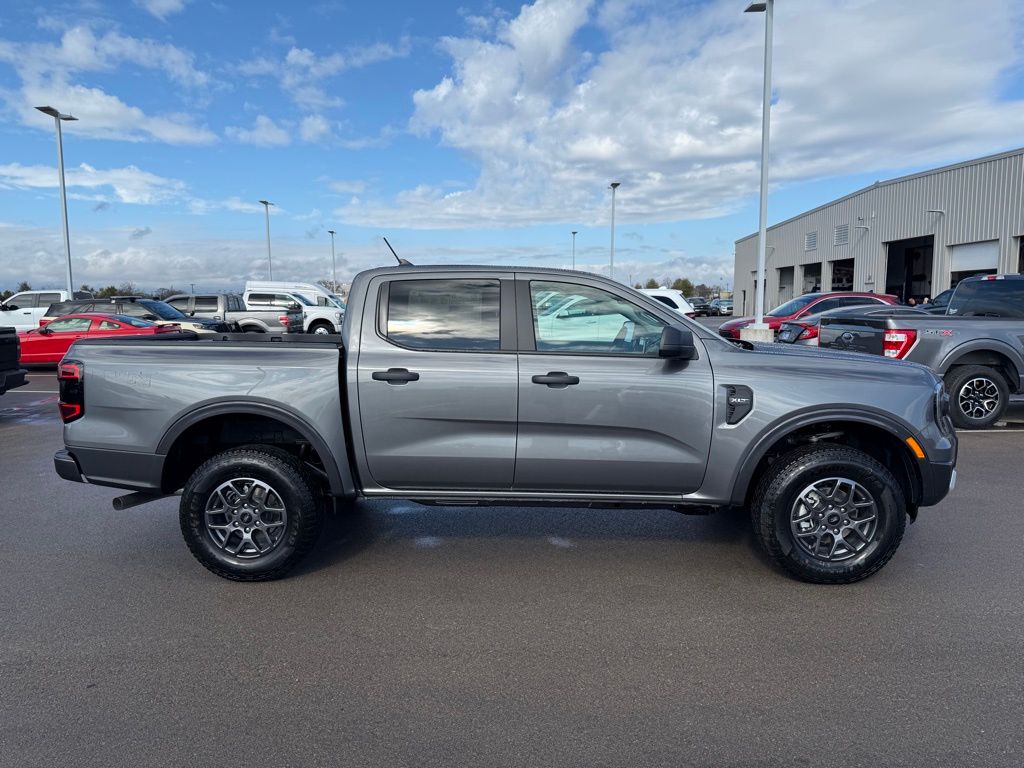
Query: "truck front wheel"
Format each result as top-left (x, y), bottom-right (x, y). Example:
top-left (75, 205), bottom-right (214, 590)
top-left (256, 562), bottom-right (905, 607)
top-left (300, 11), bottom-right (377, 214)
top-left (944, 365), bottom-right (1008, 429)
top-left (180, 446), bottom-right (323, 581)
top-left (751, 445), bottom-right (906, 584)
top-left (308, 321), bottom-right (334, 335)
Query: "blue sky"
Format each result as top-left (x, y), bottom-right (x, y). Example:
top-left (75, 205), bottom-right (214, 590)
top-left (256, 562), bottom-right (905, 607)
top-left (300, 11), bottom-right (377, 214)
top-left (1, 0), bottom-right (1022, 292)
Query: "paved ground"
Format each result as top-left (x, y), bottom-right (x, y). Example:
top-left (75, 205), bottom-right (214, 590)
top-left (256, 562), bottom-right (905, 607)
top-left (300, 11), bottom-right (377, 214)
top-left (2, 370), bottom-right (1022, 768)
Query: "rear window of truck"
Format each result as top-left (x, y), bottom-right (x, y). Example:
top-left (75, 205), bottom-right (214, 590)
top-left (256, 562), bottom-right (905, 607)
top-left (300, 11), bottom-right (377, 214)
top-left (948, 280), bottom-right (1024, 318)
top-left (385, 279), bottom-right (500, 351)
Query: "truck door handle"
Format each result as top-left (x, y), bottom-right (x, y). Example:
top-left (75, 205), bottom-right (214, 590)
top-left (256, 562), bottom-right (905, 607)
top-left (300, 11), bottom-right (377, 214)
top-left (372, 368), bottom-right (420, 384)
top-left (532, 371), bottom-right (580, 388)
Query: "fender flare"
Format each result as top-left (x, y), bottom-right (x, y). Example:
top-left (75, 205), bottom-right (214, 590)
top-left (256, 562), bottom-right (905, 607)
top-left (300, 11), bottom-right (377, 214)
top-left (156, 400), bottom-right (355, 496)
top-left (935, 338), bottom-right (1023, 383)
top-left (729, 406), bottom-right (922, 506)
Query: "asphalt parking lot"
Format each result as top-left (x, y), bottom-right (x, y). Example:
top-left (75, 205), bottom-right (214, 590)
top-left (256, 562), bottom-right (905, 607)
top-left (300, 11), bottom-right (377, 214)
top-left (2, 366), bottom-right (1023, 768)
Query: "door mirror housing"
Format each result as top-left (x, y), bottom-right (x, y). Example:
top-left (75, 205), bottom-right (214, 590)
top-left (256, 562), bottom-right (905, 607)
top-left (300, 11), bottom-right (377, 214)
top-left (659, 326), bottom-right (696, 359)
top-left (2, 303), bottom-right (17, 311)
top-left (38, 325), bottom-right (53, 335)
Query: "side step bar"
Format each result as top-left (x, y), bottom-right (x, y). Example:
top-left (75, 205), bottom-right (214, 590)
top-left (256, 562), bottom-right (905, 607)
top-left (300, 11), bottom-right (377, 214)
top-left (112, 491), bottom-right (176, 511)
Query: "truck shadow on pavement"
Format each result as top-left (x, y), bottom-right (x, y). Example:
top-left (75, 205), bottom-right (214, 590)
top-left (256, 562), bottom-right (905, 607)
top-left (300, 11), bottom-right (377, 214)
top-left (295, 500), bottom-right (760, 577)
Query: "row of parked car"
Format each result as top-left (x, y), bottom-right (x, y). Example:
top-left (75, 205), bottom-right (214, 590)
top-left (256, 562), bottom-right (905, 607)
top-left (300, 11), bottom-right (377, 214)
top-left (716, 275), bottom-right (1024, 429)
top-left (0, 281), bottom-right (348, 367)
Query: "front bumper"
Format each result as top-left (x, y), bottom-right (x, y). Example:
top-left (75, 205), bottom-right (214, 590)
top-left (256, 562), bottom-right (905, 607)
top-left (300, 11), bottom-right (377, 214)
top-left (0, 367), bottom-right (27, 395)
top-left (920, 460), bottom-right (957, 507)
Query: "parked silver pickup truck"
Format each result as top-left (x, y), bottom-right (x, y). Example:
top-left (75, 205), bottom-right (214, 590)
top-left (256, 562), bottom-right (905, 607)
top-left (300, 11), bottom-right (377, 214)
top-left (165, 293), bottom-right (304, 334)
top-left (53, 266), bottom-right (957, 584)
top-left (819, 275), bottom-right (1024, 428)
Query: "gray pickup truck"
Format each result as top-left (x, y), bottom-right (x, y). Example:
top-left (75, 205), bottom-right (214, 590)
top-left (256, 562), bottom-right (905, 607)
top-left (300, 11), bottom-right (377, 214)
top-left (165, 293), bottom-right (304, 334)
top-left (819, 275), bottom-right (1024, 428)
top-left (53, 266), bottom-right (957, 584)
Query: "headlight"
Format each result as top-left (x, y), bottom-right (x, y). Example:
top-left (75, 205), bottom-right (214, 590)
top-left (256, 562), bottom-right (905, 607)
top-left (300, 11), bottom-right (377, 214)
top-left (335, 312), bottom-right (341, 321)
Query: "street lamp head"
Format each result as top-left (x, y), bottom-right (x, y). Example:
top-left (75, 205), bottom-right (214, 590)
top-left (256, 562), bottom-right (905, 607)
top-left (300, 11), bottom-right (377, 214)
top-left (609, 182), bottom-right (620, 190)
top-left (258, 199), bottom-right (273, 207)
top-left (571, 230), bottom-right (578, 236)
top-left (35, 106), bottom-right (77, 121)
top-left (327, 229), bottom-right (336, 236)
top-left (744, 2), bottom-right (768, 12)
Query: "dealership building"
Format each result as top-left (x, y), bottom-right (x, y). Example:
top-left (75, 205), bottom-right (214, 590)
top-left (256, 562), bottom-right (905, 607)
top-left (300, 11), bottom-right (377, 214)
top-left (733, 147), bottom-right (1024, 315)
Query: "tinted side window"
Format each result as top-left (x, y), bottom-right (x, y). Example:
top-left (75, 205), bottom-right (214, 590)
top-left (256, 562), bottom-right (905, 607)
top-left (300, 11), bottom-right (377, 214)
top-left (47, 317), bottom-right (92, 332)
top-left (809, 298), bottom-right (843, 314)
top-left (530, 281), bottom-right (665, 355)
top-left (273, 294), bottom-right (298, 308)
top-left (98, 320), bottom-right (121, 330)
top-left (385, 279), bottom-right (500, 351)
top-left (118, 302), bottom-right (146, 317)
top-left (651, 295), bottom-right (679, 309)
top-left (9, 292), bottom-right (33, 307)
top-left (37, 293), bottom-right (62, 306)
top-left (166, 297), bottom-right (190, 310)
top-left (949, 280), bottom-right (1024, 318)
top-left (248, 293), bottom-right (273, 306)
top-left (228, 296), bottom-right (244, 312)
top-left (194, 296), bottom-right (218, 312)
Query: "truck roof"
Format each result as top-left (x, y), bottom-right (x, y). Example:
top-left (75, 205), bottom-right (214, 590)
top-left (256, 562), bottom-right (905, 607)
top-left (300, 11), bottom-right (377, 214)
top-left (355, 265), bottom-right (605, 279)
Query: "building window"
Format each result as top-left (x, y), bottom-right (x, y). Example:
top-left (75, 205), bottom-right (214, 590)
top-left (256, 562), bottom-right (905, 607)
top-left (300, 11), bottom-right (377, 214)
top-left (804, 231), bottom-right (818, 251)
top-left (833, 224), bottom-right (850, 246)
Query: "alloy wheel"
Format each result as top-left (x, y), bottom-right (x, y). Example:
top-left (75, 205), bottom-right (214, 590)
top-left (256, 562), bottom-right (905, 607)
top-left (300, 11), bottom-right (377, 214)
top-left (790, 477), bottom-right (879, 562)
top-left (958, 377), bottom-right (1000, 420)
top-left (204, 478), bottom-right (288, 559)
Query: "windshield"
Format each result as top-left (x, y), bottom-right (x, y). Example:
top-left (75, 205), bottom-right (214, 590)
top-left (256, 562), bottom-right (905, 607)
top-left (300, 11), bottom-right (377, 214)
top-left (767, 295), bottom-right (816, 318)
top-left (142, 300), bottom-right (187, 320)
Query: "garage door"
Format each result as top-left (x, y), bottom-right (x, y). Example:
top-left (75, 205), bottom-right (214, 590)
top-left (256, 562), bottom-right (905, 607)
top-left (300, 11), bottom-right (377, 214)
top-left (950, 240), bottom-right (999, 272)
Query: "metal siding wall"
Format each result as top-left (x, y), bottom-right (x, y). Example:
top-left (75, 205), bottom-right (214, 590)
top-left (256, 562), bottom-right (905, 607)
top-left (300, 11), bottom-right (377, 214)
top-left (733, 151), bottom-right (1024, 312)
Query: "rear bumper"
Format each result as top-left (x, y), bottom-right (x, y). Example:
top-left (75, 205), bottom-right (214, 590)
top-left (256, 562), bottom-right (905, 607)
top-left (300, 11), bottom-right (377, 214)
top-left (54, 446), bottom-right (164, 491)
top-left (0, 367), bottom-right (27, 395)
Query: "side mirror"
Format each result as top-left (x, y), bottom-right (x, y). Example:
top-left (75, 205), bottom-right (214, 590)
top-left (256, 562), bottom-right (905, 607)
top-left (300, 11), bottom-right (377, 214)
top-left (2, 304), bottom-right (17, 311)
top-left (39, 325), bottom-right (53, 335)
top-left (659, 326), bottom-right (696, 359)
top-left (189, 310), bottom-right (196, 317)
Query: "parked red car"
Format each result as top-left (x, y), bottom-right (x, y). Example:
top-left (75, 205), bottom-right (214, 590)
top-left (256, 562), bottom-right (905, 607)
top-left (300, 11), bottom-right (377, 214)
top-left (718, 292), bottom-right (899, 339)
top-left (18, 313), bottom-right (180, 365)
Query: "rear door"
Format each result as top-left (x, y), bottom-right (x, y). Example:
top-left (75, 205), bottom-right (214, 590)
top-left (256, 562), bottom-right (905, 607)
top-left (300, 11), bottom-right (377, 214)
top-left (514, 276), bottom-right (714, 495)
top-left (356, 274), bottom-right (518, 491)
top-left (1, 292), bottom-right (38, 331)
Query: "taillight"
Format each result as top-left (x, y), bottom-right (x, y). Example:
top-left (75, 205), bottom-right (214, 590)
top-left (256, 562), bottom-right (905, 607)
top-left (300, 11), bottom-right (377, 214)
top-left (883, 329), bottom-right (918, 359)
top-left (279, 314), bottom-right (290, 327)
top-left (58, 360), bottom-right (84, 423)
top-left (795, 323), bottom-right (819, 343)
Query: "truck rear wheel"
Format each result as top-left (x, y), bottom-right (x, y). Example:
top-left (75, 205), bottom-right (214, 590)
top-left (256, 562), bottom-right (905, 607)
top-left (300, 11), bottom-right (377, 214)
top-left (751, 444), bottom-right (906, 584)
top-left (179, 446), bottom-right (323, 581)
top-left (944, 365), bottom-right (1007, 429)
top-left (309, 321), bottom-right (334, 335)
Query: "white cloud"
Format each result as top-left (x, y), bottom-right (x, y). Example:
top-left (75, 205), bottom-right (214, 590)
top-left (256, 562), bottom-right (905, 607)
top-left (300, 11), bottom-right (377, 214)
top-left (328, 179), bottom-right (366, 194)
top-left (134, 0), bottom-right (190, 21)
top-left (339, 0), bottom-right (1024, 229)
top-left (299, 114), bottom-right (332, 142)
top-left (0, 25), bottom-right (216, 145)
top-left (187, 197), bottom-right (274, 215)
top-left (0, 162), bottom-right (186, 204)
top-left (225, 115), bottom-right (291, 147)
top-left (236, 37), bottom-right (411, 110)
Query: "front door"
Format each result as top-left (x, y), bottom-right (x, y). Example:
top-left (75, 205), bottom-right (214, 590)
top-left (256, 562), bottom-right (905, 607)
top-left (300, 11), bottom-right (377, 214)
top-left (356, 275), bottom-right (518, 491)
top-left (514, 277), bottom-right (714, 495)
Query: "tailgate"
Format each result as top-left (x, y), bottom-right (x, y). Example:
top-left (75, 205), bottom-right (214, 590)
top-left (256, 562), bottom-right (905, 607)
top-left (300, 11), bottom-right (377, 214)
top-left (818, 316), bottom-right (888, 355)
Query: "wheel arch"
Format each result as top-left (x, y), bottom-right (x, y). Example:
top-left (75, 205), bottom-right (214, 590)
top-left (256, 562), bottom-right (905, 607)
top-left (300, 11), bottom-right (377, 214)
top-left (938, 341), bottom-right (1022, 392)
top-left (731, 409), bottom-right (924, 515)
top-left (157, 401), bottom-right (355, 497)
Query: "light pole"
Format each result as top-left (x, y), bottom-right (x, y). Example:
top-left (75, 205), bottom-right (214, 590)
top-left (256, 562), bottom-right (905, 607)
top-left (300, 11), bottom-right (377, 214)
top-left (609, 182), bottom-right (620, 281)
top-left (743, 0), bottom-right (775, 342)
top-left (327, 229), bottom-right (337, 290)
top-left (259, 199), bottom-right (274, 279)
top-left (571, 230), bottom-right (578, 270)
top-left (36, 106), bottom-right (77, 296)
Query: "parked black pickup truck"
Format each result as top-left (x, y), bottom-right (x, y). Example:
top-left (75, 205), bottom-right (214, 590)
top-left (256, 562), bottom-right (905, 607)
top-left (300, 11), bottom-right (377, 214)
top-left (0, 327), bottom-right (28, 395)
top-left (820, 275), bottom-right (1024, 428)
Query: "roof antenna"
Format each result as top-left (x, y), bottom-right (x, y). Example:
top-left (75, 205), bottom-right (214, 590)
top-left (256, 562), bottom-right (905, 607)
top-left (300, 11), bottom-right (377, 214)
top-left (383, 236), bottom-right (412, 266)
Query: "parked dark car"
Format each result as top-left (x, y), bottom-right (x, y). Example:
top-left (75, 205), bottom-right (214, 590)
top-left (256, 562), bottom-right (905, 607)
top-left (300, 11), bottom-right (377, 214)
top-left (719, 292), bottom-right (899, 338)
top-left (44, 296), bottom-right (230, 335)
top-left (777, 306), bottom-right (927, 346)
top-left (0, 326), bottom-right (27, 395)
top-left (687, 296), bottom-right (710, 316)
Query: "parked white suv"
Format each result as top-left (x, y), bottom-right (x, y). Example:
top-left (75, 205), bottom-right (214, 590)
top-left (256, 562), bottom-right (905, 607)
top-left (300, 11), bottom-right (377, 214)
top-left (242, 289), bottom-right (342, 334)
top-left (0, 290), bottom-right (87, 331)
top-left (640, 288), bottom-right (696, 317)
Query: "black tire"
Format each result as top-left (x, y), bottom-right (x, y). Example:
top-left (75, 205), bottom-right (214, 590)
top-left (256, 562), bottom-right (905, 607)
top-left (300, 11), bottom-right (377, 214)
top-left (751, 444), bottom-right (907, 584)
top-left (180, 445), bottom-right (323, 581)
top-left (944, 365), bottom-right (1008, 430)
top-left (308, 321), bottom-right (334, 335)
